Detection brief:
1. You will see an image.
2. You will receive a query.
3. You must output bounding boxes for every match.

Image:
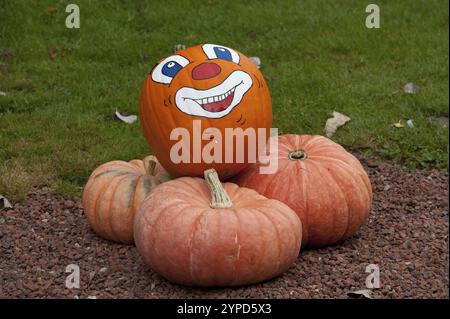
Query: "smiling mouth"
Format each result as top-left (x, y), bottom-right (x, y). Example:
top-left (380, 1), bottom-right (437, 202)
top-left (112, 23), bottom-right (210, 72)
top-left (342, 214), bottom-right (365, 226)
top-left (175, 70), bottom-right (252, 118)
top-left (185, 82), bottom-right (241, 112)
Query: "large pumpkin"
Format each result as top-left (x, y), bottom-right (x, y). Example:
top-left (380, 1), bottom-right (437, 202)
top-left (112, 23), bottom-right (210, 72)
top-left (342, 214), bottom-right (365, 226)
top-left (139, 44), bottom-right (272, 179)
top-left (134, 169), bottom-right (301, 287)
top-left (82, 155), bottom-right (170, 244)
top-left (233, 134), bottom-right (373, 248)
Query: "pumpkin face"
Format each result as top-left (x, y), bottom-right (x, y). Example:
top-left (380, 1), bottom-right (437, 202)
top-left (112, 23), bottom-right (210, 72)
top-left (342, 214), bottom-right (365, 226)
top-left (139, 44), bottom-right (272, 179)
top-left (234, 134), bottom-right (373, 248)
top-left (82, 155), bottom-right (170, 244)
top-left (134, 169), bottom-right (301, 287)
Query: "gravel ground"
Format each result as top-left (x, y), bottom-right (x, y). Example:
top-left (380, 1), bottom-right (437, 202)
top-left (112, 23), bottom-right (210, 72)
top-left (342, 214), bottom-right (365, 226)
top-left (0, 156), bottom-right (448, 299)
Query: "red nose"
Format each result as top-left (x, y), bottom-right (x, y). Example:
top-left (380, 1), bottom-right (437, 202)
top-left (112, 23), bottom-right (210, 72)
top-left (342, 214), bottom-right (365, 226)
top-left (192, 62), bottom-right (221, 80)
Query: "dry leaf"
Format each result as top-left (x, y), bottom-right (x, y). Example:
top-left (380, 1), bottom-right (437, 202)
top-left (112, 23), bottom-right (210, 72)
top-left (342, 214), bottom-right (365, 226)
top-left (428, 116), bottom-right (449, 127)
top-left (0, 63), bottom-right (8, 71)
top-left (0, 91), bottom-right (7, 96)
top-left (347, 289), bottom-right (373, 299)
top-left (0, 195), bottom-right (13, 210)
top-left (0, 50), bottom-right (15, 57)
top-left (49, 48), bottom-right (59, 60)
top-left (173, 44), bottom-right (186, 53)
top-left (115, 110), bottom-right (138, 124)
top-left (249, 56), bottom-right (261, 68)
top-left (393, 120), bottom-right (405, 128)
top-left (403, 82), bottom-right (418, 94)
top-left (44, 6), bottom-right (57, 16)
top-left (325, 111), bottom-right (351, 137)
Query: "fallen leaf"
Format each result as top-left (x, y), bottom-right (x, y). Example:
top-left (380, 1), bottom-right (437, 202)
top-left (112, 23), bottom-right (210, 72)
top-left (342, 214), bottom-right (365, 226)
top-left (0, 50), bottom-right (15, 57)
top-left (406, 119), bottom-right (414, 128)
top-left (49, 48), bottom-right (59, 60)
top-left (392, 120), bottom-right (405, 128)
top-left (0, 63), bottom-right (8, 71)
top-left (0, 195), bottom-right (13, 210)
top-left (324, 111), bottom-right (351, 137)
top-left (44, 6), bottom-right (57, 16)
top-left (249, 56), bottom-right (261, 68)
top-left (347, 289), bottom-right (373, 299)
top-left (0, 91), bottom-right (7, 96)
top-left (115, 110), bottom-right (138, 124)
top-left (173, 44), bottom-right (186, 53)
top-left (428, 116), bottom-right (449, 127)
top-left (403, 82), bottom-right (418, 94)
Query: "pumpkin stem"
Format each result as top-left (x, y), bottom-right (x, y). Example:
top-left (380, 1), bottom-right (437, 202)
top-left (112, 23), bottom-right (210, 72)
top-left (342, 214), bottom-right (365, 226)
top-left (147, 159), bottom-right (157, 176)
top-left (204, 169), bottom-right (232, 209)
top-left (288, 149), bottom-right (308, 161)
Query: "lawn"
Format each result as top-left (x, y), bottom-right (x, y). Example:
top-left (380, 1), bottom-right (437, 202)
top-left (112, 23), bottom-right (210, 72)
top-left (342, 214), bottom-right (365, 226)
top-left (0, 0), bottom-right (448, 201)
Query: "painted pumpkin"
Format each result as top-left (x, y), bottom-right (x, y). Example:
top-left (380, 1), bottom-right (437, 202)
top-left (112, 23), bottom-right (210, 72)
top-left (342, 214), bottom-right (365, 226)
top-left (82, 155), bottom-right (170, 244)
top-left (233, 134), bottom-right (373, 248)
top-left (139, 44), bottom-right (272, 179)
top-left (134, 169), bottom-right (301, 287)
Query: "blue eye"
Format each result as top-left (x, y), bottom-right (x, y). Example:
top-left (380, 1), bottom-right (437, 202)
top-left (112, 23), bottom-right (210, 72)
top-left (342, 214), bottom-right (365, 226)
top-left (213, 47), bottom-right (233, 61)
top-left (162, 61), bottom-right (182, 78)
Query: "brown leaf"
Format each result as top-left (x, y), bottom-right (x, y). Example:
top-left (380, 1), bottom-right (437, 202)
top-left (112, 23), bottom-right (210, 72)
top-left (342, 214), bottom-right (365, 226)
top-left (49, 48), bottom-right (59, 60)
top-left (0, 50), bottom-right (15, 57)
top-left (44, 6), bottom-right (57, 16)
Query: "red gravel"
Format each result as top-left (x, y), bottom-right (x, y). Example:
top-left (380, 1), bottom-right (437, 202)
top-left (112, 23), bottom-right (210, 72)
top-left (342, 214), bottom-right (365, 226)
top-left (0, 156), bottom-right (448, 298)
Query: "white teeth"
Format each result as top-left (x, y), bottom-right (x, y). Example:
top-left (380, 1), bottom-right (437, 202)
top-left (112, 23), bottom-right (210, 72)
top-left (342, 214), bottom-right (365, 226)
top-left (194, 85), bottom-right (237, 105)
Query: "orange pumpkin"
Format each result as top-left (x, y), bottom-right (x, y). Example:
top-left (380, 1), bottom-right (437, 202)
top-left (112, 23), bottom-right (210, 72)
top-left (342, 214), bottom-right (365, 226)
top-left (233, 134), bottom-right (373, 248)
top-left (134, 169), bottom-right (301, 287)
top-left (139, 44), bottom-right (272, 179)
top-left (82, 155), bottom-right (170, 244)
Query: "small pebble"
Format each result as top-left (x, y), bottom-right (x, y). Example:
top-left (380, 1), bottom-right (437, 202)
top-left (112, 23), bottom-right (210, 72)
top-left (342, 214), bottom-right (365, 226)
top-left (0, 158), bottom-right (447, 298)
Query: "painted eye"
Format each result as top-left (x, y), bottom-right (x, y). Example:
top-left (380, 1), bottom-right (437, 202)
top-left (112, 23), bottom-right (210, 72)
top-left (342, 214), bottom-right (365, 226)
top-left (152, 55), bottom-right (189, 84)
top-left (213, 47), bottom-right (232, 61)
top-left (162, 61), bottom-right (182, 77)
top-left (202, 44), bottom-right (240, 64)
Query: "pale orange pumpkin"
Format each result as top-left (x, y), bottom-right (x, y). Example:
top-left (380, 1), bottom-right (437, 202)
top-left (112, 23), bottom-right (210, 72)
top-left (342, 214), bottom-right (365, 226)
top-left (82, 155), bottom-right (170, 244)
top-left (233, 134), bottom-right (373, 248)
top-left (134, 169), bottom-right (301, 287)
top-left (139, 44), bottom-right (272, 179)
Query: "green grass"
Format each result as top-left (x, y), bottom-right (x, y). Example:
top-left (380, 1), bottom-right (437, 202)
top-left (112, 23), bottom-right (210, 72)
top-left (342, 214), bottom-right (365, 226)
top-left (0, 0), bottom-right (448, 201)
